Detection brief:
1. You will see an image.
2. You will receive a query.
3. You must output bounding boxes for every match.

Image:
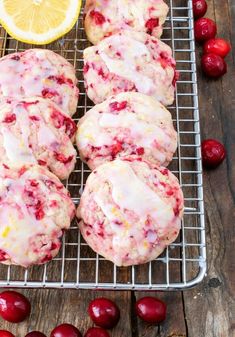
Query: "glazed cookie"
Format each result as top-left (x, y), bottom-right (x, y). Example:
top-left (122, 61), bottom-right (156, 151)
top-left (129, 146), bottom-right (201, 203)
top-left (77, 158), bottom-right (184, 267)
top-left (76, 92), bottom-right (177, 170)
top-left (84, 0), bottom-right (169, 44)
top-left (0, 49), bottom-right (79, 116)
top-left (0, 164), bottom-right (75, 267)
top-left (0, 97), bottom-right (77, 180)
top-left (83, 30), bottom-right (178, 105)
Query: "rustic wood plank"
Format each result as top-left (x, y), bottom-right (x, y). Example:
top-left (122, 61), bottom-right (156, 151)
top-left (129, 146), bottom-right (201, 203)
top-left (182, 1), bottom-right (235, 337)
top-left (0, 289), bottom-right (132, 337)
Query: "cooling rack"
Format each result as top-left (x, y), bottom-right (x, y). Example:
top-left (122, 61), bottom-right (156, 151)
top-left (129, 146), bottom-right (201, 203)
top-left (0, 0), bottom-right (206, 290)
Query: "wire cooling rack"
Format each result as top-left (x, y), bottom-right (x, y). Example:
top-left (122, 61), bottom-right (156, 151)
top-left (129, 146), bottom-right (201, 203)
top-left (0, 0), bottom-right (206, 290)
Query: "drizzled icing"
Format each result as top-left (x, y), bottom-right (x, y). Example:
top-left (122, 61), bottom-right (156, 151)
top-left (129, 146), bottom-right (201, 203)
top-left (99, 34), bottom-right (155, 93)
top-left (0, 97), bottom-right (76, 179)
top-left (0, 49), bottom-right (78, 116)
top-left (84, 31), bottom-right (176, 105)
top-left (94, 160), bottom-right (174, 227)
top-left (0, 165), bottom-right (75, 267)
top-left (76, 92), bottom-right (177, 168)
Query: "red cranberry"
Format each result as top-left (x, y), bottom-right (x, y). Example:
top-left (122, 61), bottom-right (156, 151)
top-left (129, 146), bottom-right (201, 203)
top-left (50, 324), bottom-right (82, 337)
top-left (0, 331), bottom-right (15, 337)
top-left (193, 0), bottom-right (207, 19)
top-left (201, 53), bottom-right (227, 78)
top-left (84, 327), bottom-right (110, 337)
top-left (88, 298), bottom-right (120, 329)
top-left (145, 18), bottom-right (159, 33)
top-left (90, 10), bottom-right (106, 25)
top-left (25, 332), bottom-right (47, 337)
top-left (0, 291), bottom-right (31, 323)
top-left (194, 18), bottom-right (217, 42)
top-left (203, 38), bottom-right (231, 58)
top-left (135, 297), bottom-right (166, 324)
top-left (201, 139), bottom-right (226, 168)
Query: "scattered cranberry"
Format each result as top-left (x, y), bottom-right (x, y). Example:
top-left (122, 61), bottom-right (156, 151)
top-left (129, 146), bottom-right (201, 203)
top-left (88, 298), bottom-right (120, 329)
top-left (50, 324), bottom-right (81, 337)
top-left (135, 297), bottom-right (167, 324)
top-left (25, 332), bottom-right (47, 337)
top-left (201, 139), bottom-right (226, 168)
top-left (203, 38), bottom-right (231, 58)
top-left (84, 327), bottom-right (110, 337)
top-left (0, 291), bottom-right (31, 323)
top-left (194, 18), bottom-right (217, 42)
top-left (193, 0), bottom-right (207, 19)
top-left (0, 331), bottom-right (15, 337)
top-left (201, 53), bottom-right (227, 78)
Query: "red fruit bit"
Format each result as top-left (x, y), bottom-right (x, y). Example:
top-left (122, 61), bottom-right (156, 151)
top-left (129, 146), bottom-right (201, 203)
top-left (0, 249), bottom-right (8, 262)
top-left (201, 139), bottom-right (226, 168)
top-left (50, 200), bottom-right (58, 207)
top-left (3, 114), bottom-right (16, 123)
top-left (35, 208), bottom-right (45, 221)
top-left (0, 291), bottom-right (31, 323)
top-left (48, 75), bottom-right (73, 86)
top-left (193, 0), bottom-right (208, 19)
top-left (111, 142), bottom-right (123, 157)
top-left (109, 101), bottom-right (127, 112)
top-left (83, 63), bottom-right (90, 74)
top-left (84, 327), bottom-right (110, 337)
top-left (160, 168), bottom-right (169, 176)
top-left (136, 147), bottom-right (145, 155)
top-left (54, 152), bottom-right (74, 164)
top-left (201, 53), bottom-right (227, 78)
top-left (50, 323), bottom-right (82, 337)
top-left (51, 110), bottom-right (77, 138)
top-left (29, 115), bottom-right (40, 121)
top-left (23, 100), bottom-right (39, 108)
top-left (19, 166), bottom-right (27, 176)
top-left (88, 298), bottom-right (120, 329)
top-left (2, 164), bottom-right (9, 169)
top-left (25, 332), bottom-right (47, 337)
top-left (0, 331), bottom-right (15, 337)
top-left (159, 52), bottom-right (173, 69)
top-left (42, 89), bottom-right (59, 99)
top-left (90, 10), bottom-right (106, 25)
top-left (194, 18), bottom-right (217, 43)
top-left (145, 18), bottom-right (159, 33)
top-left (38, 159), bottom-right (47, 166)
top-left (135, 297), bottom-right (167, 324)
top-left (30, 180), bottom-right (39, 187)
top-left (203, 38), bottom-right (231, 58)
top-left (172, 70), bottom-right (180, 86)
top-left (11, 55), bottom-right (20, 61)
top-left (98, 68), bottom-right (106, 79)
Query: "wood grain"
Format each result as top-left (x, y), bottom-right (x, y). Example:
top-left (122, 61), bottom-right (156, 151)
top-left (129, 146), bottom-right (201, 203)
top-left (0, 0), bottom-right (234, 336)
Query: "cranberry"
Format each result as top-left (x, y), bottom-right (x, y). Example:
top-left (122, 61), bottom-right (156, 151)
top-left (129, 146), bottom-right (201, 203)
top-left (25, 332), bottom-right (47, 337)
top-left (0, 291), bottom-right (31, 323)
top-left (3, 114), bottom-right (16, 123)
top-left (109, 101), bottom-right (127, 112)
top-left (194, 18), bottom-right (217, 43)
top-left (50, 324), bottom-right (82, 337)
top-left (88, 298), bottom-right (120, 329)
top-left (84, 327), bottom-right (110, 337)
top-left (193, 0), bottom-right (207, 19)
top-left (201, 53), bottom-right (227, 78)
top-left (135, 297), bottom-right (166, 324)
top-left (90, 10), bottom-right (106, 25)
top-left (201, 139), bottom-right (226, 168)
top-left (203, 38), bottom-right (231, 58)
top-left (54, 152), bottom-right (74, 164)
top-left (145, 18), bottom-right (159, 33)
top-left (0, 331), bottom-right (15, 337)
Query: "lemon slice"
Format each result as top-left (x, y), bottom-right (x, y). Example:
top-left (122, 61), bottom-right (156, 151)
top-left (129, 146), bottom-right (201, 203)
top-left (0, 0), bottom-right (82, 45)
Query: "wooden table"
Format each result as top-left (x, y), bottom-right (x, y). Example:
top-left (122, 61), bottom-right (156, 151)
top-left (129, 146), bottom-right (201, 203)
top-left (0, 0), bottom-right (234, 336)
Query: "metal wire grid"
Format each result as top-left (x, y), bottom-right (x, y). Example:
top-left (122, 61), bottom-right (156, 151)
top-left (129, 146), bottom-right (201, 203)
top-left (0, 0), bottom-right (206, 290)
